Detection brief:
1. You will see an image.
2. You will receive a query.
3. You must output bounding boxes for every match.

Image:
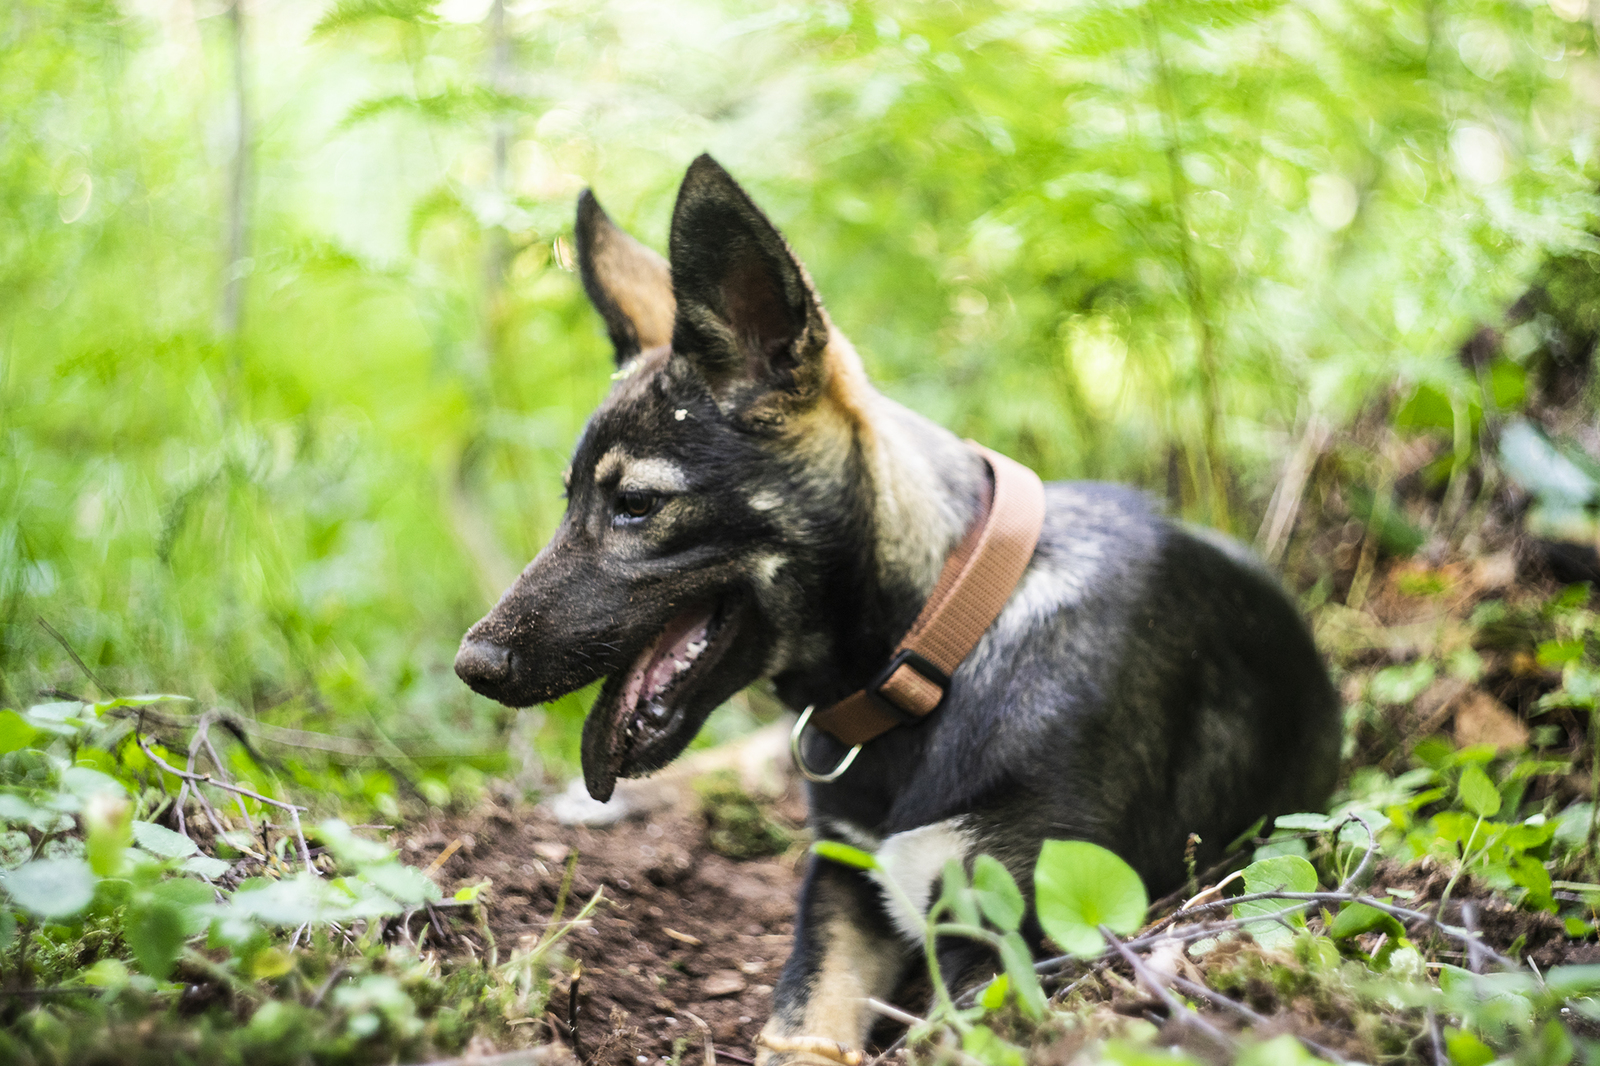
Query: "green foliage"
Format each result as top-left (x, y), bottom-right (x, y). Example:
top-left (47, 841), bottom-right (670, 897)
top-left (0, 692), bottom-right (581, 1062)
top-left (694, 771), bottom-right (792, 859)
top-left (1035, 839), bottom-right (1149, 958)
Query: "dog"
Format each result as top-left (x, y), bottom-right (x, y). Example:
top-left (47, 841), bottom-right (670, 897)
top-left (454, 154), bottom-right (1341, 1063)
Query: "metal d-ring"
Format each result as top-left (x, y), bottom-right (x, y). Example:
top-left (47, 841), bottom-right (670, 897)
top-left (789, 705), bottom-right (862, 783)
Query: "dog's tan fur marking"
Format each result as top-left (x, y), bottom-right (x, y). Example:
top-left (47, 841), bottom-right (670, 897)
top-left (755, 913), bottom-right (900, 1066)
top-left (588, 218), bottom-right (675, 351)
top-left (804, 330), bottom-right (986, 599)
top-left (593, 445), bottom-right (628, 486)
top-left (619, 457), bottom-right (688, 493)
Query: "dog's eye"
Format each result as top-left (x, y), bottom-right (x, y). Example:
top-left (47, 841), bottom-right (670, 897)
top-left (614, 491), bottom-right (660, 522)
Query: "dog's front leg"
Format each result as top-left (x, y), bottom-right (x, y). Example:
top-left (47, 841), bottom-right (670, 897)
top-left (758, 854), bottom-right (907, 1066)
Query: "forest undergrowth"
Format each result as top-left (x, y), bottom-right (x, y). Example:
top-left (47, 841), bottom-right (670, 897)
top-left (7, 345), bottom-right (1600, 1066)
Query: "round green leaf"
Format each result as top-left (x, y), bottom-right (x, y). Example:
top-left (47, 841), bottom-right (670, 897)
top-left (1457, 765), bottom-right (1502, 818)
top-left (1034, 840), bottom-right (1148, 958)
top-left (1235, 855), bottom-right (1317, 946)
top-left (1241, 855), bottom-right (1317, 894)
top-left (3, 857), bottom-right (97, 918)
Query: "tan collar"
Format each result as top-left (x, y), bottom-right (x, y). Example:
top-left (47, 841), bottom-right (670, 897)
top-left (791, 444), bottom-right (1046, 781)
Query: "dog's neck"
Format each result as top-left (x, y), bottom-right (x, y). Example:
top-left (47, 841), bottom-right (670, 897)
top-left (857, 395), bottom-right (989, 605)
top-left (774, 334), bottom-right (989, 705)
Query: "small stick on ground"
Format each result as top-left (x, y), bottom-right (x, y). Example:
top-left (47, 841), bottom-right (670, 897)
top-left (1102, 926), bottom-right (1235, 1054)
top-left (135, 723), bottom-right (315, 874)
top-left (1426, 1009), bottom-right (1448, 1066)
top-left (680, 1010), bottom-right (717, 1066)
top-left (1168, 974), bottom-right (1348, 1063)
top-left (564, 965), bottom-right (584, 1062)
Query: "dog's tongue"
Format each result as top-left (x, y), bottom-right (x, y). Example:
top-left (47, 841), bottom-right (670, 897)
top-left (582, 604), bottom-right (716, 802)
top-left (620, 606), bottom-right (714, 718)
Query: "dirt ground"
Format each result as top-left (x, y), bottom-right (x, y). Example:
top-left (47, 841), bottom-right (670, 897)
top-left (412, 759), bottom-right (814, 1066)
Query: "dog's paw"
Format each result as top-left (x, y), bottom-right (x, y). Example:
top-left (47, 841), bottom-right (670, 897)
top-left (754, 1033), bottom-right (865, 1066)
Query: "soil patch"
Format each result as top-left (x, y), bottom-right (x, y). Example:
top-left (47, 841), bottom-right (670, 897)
top-left (412, 777), bottom-right (810, 1066)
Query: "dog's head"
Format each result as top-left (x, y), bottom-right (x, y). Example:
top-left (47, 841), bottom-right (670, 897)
top-left (455, 155), bottom-right (871, 801)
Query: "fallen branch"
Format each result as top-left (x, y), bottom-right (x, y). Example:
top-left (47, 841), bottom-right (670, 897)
top-left (1102, 926), bottom-right (1235, 1053)
top-left (135, 722), bottom-right (315, 875)
top-left (1167, 973), bottom-right (1348, 1063)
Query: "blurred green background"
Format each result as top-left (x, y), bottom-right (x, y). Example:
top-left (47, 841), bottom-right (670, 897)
top-left (3, 0), bottom-right (1598, 812)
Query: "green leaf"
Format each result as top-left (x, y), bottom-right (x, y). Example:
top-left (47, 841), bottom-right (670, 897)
top-left (24, 701), bottom-right (89, 737)
top-left (3, 857), bottom-right (97, 918)
top-left (1443, 1027), bottom-right (1494, 1066)
top-left (979, 973), bottom-right (1009, 1011)
top-left (1326, 901), bottom-right (1404, 940)
top-left (132, 820), bottom-right (199, 859)
top-left (60, 766), bottom-right (126, 800)
top-left (1538, 639), bottom-right (1585, 669)
top-left (249, 946), bottom-right (295, 979)
top-left (1457, 765), bottom-right (1502, 818)
top-left (940, 858), bottom-right (980, 928)
top-left (811, 840), bottom-right (878, 870)
top-left (152, 876), bottom-right (217, 915)
top-left (997, 930), bottom-right (1046, 1019)
top-left (1034, 840), bottom-right (1147, 958)
top-left (1271, 812), bottom-right (1339, 833)
top-left (229, 875), bottom-right (334, 926)
top-left (181, 855), bottom-right (231, 880)
top-left (1243, 856), bottom-right (1317, 894)
top-left (1370, 662), bottom-right (1436, 705)
top-left (1499, 419), bottom-right (1599, 510)
top-left (87, 694), bottom-right (190, 715)
top-left (971, 855), bottom-right (1025, 932)
top-left (316, 819), bottom-right (393, 865)
top-left (0, 710), bottom-right (38, 754)
top-left (358, 861), bottom-right (441, 905)
top-left (1237, 1034), bottom-right (1322, 1066)
top-left (126, 899), bottom-right (187, 979)
top-left (1546, 964), bottom-right (1600, 997)
top-left (1235, 856), bottom-right (1317, 947)
top-left (962, 1025), bottom-right (1025, 1066)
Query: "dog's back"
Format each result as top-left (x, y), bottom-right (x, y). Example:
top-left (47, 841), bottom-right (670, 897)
top-left (809, 476), bottom-right (1340, 899)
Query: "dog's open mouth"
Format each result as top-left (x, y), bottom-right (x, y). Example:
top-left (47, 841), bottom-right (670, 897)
top-left (581, 599), bottom-right (740, 800)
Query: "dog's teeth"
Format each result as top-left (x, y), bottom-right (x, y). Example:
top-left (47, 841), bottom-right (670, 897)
top-left (686, 639), bottom-right (706, 657)
top-left (674, 659), bottom-right (691, 674)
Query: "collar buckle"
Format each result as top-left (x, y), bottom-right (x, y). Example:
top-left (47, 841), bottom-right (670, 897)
top-left (867, 648), bottom-right (950, 722)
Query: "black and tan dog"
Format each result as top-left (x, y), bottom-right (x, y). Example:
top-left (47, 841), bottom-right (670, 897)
top-left (455, 155), bottom-right (1341, 1062)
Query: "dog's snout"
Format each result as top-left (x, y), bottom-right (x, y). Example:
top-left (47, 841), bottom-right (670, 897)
top-left (455, 637), bottom-right (512, 692)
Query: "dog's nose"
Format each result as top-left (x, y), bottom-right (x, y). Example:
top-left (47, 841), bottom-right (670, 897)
top-left (455, 638), bottom-right (511, 691)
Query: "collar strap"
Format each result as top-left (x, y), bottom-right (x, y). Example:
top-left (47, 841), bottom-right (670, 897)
top-left (808, 443), bottom-right (1046, 749)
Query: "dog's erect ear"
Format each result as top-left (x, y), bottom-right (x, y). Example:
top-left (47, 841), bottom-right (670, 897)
top-left (668, 154), bottom-right (830, 414)
top-left (575, 190), bottom-right (675, 366)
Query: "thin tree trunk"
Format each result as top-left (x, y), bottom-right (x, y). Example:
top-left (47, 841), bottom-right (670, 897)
top-left (481, 0), bottom-right (511, 363)
top-left (218, 0), bottom-right (250, 340)
top-left (1144, 4), bottom-right (1229, 532)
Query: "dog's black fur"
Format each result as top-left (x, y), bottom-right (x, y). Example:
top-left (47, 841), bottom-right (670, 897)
top-left (455, 155), bottom-right (1341, 1062)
